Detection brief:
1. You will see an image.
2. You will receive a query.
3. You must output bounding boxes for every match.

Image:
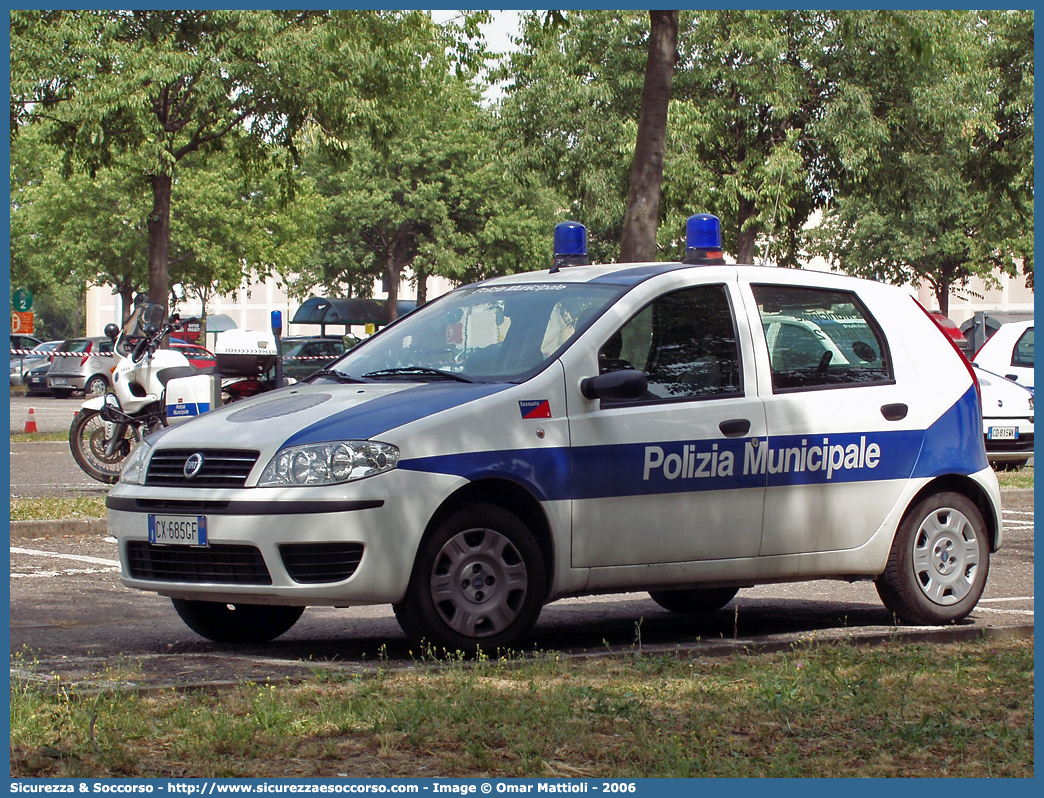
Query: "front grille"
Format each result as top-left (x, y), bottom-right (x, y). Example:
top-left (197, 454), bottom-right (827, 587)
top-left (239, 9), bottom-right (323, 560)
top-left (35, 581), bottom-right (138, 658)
top-left (127, 541), bottom-right (271, 584)
top-left (280, 543), bottom-right (364, 584)
top-left (146, 449), bottom-right (259, 488)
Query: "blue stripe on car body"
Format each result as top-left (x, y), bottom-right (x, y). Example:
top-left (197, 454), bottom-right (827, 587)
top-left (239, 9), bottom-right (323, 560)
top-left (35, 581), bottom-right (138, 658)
top-left (397, 385), bottom-right (986, 500)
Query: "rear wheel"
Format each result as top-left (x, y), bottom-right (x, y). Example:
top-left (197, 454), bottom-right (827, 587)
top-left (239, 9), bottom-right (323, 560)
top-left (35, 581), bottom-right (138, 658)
top-left (648, 586), bottom-right (739, 614)
top-left (876, 492), bottom-right (990, 625)
top-left (171, 599), bottom-right (304, 643)
top-left (393, 503), bottom-right (546, 655)
top-left (69, 409), bottom-right (134, 484)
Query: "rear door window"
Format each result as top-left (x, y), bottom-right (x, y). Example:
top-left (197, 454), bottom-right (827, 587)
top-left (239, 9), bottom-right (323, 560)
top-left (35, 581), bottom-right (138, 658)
top-left (753, 284), bottom-right (893, 392)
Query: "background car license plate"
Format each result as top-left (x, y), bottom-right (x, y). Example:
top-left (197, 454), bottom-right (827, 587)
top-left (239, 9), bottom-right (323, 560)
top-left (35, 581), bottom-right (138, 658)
top-left (987, 426), bottom-right (1018, 440)
top-left (148, 515), bottom-right (208, 546)
top-left (52, 378), bottom-right (67, 385)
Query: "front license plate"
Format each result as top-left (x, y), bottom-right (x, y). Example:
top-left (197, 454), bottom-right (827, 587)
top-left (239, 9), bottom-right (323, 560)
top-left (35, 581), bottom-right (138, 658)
top-left (148, 515), bottom-right (208, 546)
top-left (987, 426), bottom-right (1019, 441)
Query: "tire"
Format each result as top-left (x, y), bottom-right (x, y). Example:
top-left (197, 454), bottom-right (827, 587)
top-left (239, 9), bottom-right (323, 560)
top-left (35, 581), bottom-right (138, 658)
top-left (876, 492), bottom-right (990, 625)
top-left (172, 599), bottom-right (304, 644)
top-left (393, 503), bottom-right (547, 654)
top-left (69, 409), bottom-right (136, 484)
top-left (648, 586), bottom-right (739, 614)
top-left (84, 375), bottom-right (108, 397)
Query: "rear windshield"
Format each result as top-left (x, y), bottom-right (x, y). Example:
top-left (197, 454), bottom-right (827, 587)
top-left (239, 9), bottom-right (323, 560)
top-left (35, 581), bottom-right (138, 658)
top-left (326, 282), bottom-right (625, 383)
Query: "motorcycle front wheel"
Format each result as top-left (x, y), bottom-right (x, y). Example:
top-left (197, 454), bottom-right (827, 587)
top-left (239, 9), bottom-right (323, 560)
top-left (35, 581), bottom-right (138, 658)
top-left (69, 408), bottom-right (137, 484)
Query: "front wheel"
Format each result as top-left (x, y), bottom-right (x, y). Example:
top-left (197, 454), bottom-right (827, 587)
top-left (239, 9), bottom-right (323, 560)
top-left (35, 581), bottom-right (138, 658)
top-left (393, 503), bottom-right (547, 654)
top-left (876, 492), bottom-right (990, 625)
top-left (172, 599), bottom-right (304, 643)
top-left (69, 409), bottom-right (136, 484)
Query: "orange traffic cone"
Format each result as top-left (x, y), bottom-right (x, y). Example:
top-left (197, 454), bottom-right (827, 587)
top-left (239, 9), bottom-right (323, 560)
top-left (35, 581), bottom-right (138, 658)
top-left (24, 407), bottom-right (38, 433)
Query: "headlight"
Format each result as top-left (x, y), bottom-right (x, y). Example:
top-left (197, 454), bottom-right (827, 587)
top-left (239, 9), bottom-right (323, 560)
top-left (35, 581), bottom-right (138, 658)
top-left (120, 439), bottom-right (152, 485)
top-left (258, 441), bottom-right (399, 487)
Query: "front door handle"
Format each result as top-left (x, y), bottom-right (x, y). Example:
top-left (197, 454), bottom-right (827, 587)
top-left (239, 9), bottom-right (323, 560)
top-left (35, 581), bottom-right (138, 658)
top-left (719, 418), bottom-right (751, 437)
top-left (881, 403), bottom-right (908, 421)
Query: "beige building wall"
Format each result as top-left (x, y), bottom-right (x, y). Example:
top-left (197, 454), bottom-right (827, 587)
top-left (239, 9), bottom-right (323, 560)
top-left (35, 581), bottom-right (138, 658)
top-left (86, 272), bottom-right (456, 338)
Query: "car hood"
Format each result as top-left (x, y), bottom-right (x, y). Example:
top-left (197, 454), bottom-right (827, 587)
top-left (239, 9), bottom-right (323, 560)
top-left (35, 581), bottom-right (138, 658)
top-left (150, 379), bottom-right (511, 451)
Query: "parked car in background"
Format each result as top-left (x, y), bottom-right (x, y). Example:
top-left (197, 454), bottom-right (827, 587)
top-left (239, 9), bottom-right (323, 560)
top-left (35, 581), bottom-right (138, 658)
top-left (170, 340), bottom-right (217, 370)
top-left (928, 311), bottom-right (972, 359)
top-left (10, 340), bottom-right (63, 387)
top-left (973, 320), bottom-right (1033, 390)
top-left (975, 364), bottom-right (1034, 469)
top-left (46, 336), bottom-right (116, 398)
top-left (279, 335), bottom-right (349, 381)
top-left (10, 334), bottom-right (43, 354)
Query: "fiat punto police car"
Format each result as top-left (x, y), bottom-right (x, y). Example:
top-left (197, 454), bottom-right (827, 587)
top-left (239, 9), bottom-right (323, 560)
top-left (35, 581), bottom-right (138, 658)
top-left (106, 214), bottom-right (1002, 652)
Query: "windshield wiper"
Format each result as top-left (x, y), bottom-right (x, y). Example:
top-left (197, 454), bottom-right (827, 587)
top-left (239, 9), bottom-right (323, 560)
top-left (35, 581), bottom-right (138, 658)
top-left (362, 366), bottom-right (474, 383)
top-left (308, 368), bottom-right (363, 384)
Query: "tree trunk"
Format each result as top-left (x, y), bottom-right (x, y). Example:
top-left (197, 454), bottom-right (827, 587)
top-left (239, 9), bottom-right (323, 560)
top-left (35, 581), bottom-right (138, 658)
top-left (735, 197), bottom-right (757, 265)
top-left (385, 258), bottom-right (401, 322)
top-left (148, 174), bottom-right (172, 316)
top-left (118, 281), bottom-right (135, 325)
top-left (619, 10), bottom-right (679, 264)
top-left (416, 265), bottom-right (428, 306)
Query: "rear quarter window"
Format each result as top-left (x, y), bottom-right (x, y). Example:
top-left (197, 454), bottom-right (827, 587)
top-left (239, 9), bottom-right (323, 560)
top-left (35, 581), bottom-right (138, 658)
top-left (752, 284), bottom-right (894, 393)
top-left (1011, 327), bottom-right (1033, 368)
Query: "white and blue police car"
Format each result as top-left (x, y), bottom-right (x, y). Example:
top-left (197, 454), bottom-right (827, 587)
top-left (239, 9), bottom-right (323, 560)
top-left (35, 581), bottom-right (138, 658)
top-left (107, 214), bottom-right (1002, 652)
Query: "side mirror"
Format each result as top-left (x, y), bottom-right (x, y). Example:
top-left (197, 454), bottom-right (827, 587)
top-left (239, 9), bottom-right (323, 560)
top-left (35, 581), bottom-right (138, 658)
top-left (104, 323), bottom-right (120, 342)
top-left (580, 369), bottom-right (648, 401)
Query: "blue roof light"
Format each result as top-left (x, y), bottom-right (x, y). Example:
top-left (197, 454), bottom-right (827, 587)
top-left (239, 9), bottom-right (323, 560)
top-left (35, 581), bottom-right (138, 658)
top-left (683, 214), bottom-right (726, 265)
top-left (552, 221), bottom-right (588, 271)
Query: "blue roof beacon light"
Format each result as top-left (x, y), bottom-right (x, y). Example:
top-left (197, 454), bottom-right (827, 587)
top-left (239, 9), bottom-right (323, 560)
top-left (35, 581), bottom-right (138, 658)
top-left (551, 221), bottom-right (588, 273)
top-left (683, 213), bottom-right (726, 265)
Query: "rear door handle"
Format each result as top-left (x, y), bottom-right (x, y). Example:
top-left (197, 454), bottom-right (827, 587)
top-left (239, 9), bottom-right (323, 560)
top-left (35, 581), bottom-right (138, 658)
top-left (719, 418), bottom-right (751, 437)
top-left (881, 403), bottom-right (908, 421)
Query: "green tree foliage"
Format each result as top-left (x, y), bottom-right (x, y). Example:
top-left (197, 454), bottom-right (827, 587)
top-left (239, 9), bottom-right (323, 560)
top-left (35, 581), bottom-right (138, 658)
top-left (813, 11), bottom-right (1034, 314)
top-left (496, 11), bottom-right (834, 266)
top-left (10, 125), bottom-right (317, 324)
top-left (667, 11), bottom-right (834, 265)
top-left (295, 69), bottom-right (558, 319)
top-left (10, 10), bottom-right (450, 315)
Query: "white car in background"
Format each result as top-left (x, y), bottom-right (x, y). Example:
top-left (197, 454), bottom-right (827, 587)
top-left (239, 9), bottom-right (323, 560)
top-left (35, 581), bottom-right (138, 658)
top-left (975, 365), bottom-right (1034, 469)
top-left (973, 320), bottom-right (1033, 391)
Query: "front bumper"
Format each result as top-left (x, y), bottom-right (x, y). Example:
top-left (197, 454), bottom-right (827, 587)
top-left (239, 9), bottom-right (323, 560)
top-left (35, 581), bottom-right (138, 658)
top-left (106, 469), bottom-right (464, 606)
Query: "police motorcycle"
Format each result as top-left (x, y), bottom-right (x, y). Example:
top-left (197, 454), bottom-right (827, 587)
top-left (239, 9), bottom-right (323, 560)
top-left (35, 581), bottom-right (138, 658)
top-left (69, 300), bottom-right (278, 483)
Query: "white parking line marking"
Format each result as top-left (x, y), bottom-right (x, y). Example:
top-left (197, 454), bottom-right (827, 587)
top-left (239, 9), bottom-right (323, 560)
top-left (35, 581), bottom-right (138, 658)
top-left (975, 608), bottom-right (1035, 616)
top-left (12, 568), bottom-right (117, 578)
top-left (10, 547), bottom-right (120, 568)
top-left (979, 596), bottom-right (1034, 603)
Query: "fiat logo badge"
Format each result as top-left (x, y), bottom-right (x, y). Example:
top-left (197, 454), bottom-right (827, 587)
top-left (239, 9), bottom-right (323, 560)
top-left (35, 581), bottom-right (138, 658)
top-left (183, 453), bottom-right (205, 479)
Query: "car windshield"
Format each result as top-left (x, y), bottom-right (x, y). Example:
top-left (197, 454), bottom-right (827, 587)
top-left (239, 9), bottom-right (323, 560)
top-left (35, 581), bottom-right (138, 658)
top-left (324, 282), bottom-right (624, 383)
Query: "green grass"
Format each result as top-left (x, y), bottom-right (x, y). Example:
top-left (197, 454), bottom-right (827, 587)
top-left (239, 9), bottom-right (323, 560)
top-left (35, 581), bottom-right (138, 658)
top-left (10, 496), bottom-right (107, 521)
top-left (9, 430), bottom-right (70, 443)
top-left (10, 636), bottom-right (1034, 778)
top-left (995, 465), bottom-right (1034, 490)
